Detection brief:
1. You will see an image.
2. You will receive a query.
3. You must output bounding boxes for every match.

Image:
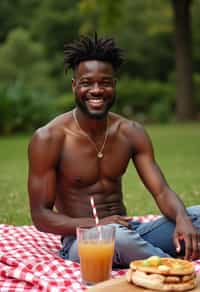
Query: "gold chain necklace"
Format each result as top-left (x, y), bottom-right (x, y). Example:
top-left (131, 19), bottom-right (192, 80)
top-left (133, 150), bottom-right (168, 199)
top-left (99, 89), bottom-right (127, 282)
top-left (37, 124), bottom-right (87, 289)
top-left (72, 109), bottom-right (109, 159)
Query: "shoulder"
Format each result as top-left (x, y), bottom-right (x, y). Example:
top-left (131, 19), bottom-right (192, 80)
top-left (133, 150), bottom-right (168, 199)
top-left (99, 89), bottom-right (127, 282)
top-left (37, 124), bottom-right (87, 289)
top-left (28, 112), bottom-right (72, 157)
top-left (109, 112), bottom-right (149, 138)
top-left (30, 112), bottom-right (72, 143)
top-left (109, 112), bottom-right (153, 152)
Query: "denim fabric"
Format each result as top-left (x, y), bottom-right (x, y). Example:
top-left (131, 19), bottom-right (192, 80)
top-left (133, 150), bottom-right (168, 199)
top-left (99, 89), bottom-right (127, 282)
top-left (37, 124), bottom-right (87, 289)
top-left (59, 205), bottom-right (200, 268)
top-left (59, 236), bottom-right (76, 259)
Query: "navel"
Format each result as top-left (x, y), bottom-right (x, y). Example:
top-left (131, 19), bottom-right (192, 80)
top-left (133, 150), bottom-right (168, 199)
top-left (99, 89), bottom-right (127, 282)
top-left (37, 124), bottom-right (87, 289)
top-left (74, 176), bottom-right (82, 185)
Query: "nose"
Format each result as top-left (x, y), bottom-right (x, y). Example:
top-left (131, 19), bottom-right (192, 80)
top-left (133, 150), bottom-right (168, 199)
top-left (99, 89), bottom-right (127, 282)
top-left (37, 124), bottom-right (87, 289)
top-left (89, 83), bottom-right (103, 95)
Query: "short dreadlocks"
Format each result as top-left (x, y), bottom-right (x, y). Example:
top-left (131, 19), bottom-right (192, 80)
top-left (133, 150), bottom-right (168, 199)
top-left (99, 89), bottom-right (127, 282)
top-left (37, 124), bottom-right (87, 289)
top-left (64, 33), bottom-right (124, 73)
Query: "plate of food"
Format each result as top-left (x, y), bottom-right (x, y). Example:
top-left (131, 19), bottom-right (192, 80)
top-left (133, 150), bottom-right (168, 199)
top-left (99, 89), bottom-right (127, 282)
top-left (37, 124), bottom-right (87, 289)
top-left (88, 256), bottom-right (200, 291)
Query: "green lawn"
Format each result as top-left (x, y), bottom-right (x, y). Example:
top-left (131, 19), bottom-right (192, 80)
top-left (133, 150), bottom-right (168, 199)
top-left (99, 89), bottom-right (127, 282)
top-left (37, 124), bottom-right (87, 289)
top-left (0, 135), bottom-right (31, 225)
top-left (0, 123), bottom-right (200, 225)
top-left (124, 123), bottom-right (200, 215)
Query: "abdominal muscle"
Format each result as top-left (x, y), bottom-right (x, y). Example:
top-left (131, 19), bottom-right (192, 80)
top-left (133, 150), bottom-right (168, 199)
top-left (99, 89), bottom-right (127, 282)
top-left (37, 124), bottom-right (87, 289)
top-left (55, 178), bottom-right (127, 219)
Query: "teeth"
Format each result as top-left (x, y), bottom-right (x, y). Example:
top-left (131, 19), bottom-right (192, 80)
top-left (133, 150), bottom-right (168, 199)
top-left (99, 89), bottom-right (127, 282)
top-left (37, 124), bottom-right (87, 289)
top-left (89, 99), bottom-right (102, 101)
top-left (88, 99), bottom-right (103, 104)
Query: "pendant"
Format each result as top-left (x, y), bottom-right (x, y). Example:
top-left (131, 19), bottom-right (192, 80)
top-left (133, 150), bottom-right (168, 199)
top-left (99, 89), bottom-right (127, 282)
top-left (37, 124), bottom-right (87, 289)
top-left (97, 152), bottom-right (103, 159)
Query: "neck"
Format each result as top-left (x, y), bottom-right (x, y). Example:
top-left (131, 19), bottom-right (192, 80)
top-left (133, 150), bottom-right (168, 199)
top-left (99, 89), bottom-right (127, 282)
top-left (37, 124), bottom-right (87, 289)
top-left (74, 108), bottom-right (108, 138)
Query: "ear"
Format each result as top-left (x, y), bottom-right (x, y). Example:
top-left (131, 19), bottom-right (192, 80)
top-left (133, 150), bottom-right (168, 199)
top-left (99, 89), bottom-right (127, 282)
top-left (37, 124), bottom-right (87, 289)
top-left (72, 78), bottom-right (76, 93)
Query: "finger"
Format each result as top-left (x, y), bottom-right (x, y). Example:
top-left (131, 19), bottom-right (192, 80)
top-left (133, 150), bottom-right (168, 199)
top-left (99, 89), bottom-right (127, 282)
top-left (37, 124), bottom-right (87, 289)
top-left (122, 216), bottom-right (133, 221)
top-left (118, 219), bottom-right (129, 227)
top-left (191, 233), bottom-right (198, 260)
top-left (173, 232), bottom-right (183, 253)
top-left (173, 234), bottom-right (181, 253)
top-left (184, 235), bottom-right (192, 260)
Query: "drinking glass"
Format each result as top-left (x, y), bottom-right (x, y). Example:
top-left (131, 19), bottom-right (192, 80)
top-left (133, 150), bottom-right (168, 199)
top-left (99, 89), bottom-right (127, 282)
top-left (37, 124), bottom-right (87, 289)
top-left (76, 225), bottom-right (115, 285)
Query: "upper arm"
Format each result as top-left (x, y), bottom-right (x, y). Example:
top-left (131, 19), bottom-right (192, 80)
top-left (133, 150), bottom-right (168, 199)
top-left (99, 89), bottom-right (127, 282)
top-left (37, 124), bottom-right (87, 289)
top-left (130, 123), bottom-right (169, 197)
top-left (28, 127), bottom-right (64, 219)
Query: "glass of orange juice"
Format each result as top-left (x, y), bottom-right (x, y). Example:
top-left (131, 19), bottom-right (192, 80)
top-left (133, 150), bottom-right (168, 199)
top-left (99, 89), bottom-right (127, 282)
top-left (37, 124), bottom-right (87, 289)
top-left (77, 225), bottom-right (115, 285)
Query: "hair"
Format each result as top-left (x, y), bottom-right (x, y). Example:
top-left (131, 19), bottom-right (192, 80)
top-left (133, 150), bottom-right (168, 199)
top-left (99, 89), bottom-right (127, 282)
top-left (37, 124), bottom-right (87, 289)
top-left (64, 33), bottom-right (124, 73)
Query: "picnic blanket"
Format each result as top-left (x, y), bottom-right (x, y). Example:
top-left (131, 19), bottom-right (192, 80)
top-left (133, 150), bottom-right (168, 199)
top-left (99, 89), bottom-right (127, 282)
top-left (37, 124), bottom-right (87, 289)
top-left (0, 216), bottom-right (200, 292)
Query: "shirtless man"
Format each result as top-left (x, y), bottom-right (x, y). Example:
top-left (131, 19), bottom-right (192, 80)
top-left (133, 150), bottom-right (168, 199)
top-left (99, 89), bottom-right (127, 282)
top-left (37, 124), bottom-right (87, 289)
top-left (28, 34), bottom-right (200, 267)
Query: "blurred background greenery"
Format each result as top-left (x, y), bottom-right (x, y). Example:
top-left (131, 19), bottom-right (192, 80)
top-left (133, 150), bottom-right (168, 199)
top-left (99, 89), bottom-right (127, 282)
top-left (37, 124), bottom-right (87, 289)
top-left (1, 0), bottom-right (200, 135)
top-left (0, 0), bottom-right (200, 225)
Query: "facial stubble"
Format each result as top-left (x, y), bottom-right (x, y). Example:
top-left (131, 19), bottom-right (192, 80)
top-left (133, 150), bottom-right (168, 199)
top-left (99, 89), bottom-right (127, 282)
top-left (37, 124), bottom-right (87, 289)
top-left (74, 93), bottom-right (116, 120)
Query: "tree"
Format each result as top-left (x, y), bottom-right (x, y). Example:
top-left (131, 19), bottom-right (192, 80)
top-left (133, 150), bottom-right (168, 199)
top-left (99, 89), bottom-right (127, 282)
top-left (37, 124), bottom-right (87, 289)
top-left (79, 0), bottom-right (174, 81)
top-left (80, 0), bottom-right (198, 121)
top-left (172, 0), bottom-right (196, 121)
top-left (0, 28), bottom-right (55, 93)
top-left (0, 0), bottom-right (40, 43)
top-left (31, 0), bottom-right (82, 92)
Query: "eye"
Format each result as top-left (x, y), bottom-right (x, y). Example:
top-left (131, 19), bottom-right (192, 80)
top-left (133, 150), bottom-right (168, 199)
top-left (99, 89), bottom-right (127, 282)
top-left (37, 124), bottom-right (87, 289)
top-left (78, 80), bottom-right (90, 87)
top-left (102, 82), bottom-right (112, 87)
top-left (101, 80), bottom-right (114, 87)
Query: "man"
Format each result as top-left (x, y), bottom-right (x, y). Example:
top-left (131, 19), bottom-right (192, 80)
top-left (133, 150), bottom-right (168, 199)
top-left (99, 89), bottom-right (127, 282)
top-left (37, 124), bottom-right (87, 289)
top-left (28, 34), bottom-right (200, 268)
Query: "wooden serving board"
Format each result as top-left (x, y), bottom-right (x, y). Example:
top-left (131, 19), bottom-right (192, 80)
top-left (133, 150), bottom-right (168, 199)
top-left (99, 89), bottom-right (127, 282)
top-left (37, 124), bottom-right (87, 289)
top-left (87, 274), bottom-right (200, 292)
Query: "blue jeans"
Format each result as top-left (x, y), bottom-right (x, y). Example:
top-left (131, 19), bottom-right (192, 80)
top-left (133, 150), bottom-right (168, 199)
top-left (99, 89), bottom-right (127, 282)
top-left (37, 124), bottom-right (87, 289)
top-left (59, 206), bottom-right (200, 268)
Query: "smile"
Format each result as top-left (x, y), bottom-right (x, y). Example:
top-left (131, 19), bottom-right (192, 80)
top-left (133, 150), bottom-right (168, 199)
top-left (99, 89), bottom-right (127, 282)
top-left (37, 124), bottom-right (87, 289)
top-left (87, 98), bottom-right (104, 107)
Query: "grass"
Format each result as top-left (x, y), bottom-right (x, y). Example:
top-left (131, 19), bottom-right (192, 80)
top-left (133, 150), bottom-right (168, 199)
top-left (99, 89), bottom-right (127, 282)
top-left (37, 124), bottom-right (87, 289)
top-left (0, 123), bottom-right (200, 225)
top-left (0, 135), bottom-right (31, 225)
top-left (124, 123), bottom-right (200, 215)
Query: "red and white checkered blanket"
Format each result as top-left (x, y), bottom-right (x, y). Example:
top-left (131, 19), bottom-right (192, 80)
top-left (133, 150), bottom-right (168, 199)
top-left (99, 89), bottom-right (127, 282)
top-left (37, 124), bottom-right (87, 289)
top-left (0, 216), bottom-right (200, 291)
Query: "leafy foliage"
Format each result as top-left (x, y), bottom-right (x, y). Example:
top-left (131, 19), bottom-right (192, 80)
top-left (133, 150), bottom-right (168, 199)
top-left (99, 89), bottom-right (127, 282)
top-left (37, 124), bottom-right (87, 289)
top-left (115, 77), bottom-right (175, 122)
top-left (0, 28), bottom-right (55, 93)
top-left (0, 82), bottom-right (55, 134)
top-left (0, 0), bottom-right (200, 132)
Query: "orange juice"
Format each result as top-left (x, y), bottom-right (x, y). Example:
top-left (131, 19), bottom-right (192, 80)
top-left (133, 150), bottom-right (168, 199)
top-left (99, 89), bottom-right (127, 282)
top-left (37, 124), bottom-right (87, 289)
top-left (78, 240), bottom-right (115, 284)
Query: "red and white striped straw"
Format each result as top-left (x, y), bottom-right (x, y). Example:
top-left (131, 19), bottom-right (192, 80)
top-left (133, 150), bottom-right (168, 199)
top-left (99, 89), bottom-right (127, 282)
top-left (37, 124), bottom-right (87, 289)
top-left (90, 196), bottom-right (99, 226)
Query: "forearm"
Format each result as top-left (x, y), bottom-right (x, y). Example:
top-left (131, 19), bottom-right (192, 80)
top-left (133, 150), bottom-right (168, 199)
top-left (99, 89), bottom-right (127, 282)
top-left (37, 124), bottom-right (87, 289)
top-left (155, 187), bottom-right (189, 222)
top-left (31, 208), bottom-right (96, 236)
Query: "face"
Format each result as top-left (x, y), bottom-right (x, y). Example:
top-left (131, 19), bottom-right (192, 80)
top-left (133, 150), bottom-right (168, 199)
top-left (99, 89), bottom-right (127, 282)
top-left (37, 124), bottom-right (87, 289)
top-left (72, 60), bottom-right (116, 119)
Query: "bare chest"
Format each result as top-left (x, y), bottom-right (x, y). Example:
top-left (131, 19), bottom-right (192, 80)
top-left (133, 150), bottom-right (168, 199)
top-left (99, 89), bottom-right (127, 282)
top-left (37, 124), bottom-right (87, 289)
top-left (57, 132), bottom-right (131, 187)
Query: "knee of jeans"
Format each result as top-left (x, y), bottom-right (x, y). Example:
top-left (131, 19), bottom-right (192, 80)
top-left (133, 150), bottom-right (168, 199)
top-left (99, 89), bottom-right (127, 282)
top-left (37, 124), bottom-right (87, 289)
top-left (187, 205), bottom-right (200, 217)
top-left (68, 241), bottom-right (80, 263)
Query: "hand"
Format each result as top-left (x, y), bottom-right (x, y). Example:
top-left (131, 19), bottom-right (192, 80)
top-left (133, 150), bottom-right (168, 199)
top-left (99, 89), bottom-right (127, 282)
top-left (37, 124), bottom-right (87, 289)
top-left (99, 215), bottom-right (133, 228)
top-left (173, 216), bottom-right (200, 260)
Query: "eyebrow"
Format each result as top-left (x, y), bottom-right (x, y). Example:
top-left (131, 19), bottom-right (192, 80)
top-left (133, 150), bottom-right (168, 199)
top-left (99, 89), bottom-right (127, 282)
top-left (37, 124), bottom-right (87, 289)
top-left (79, 76), bottom-right (114, 81)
